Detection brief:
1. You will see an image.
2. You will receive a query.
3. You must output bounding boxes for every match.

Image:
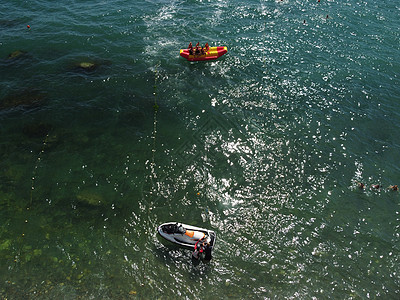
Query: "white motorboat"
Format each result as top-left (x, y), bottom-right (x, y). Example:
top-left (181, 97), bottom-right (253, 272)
top-left (157, 222), bottom-right (216, 249)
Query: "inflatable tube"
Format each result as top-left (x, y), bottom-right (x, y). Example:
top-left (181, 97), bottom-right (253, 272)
top-left (180, 46), bottom-right (228, 62)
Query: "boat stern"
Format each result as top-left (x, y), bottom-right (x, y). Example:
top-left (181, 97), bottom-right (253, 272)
top-left (179, 49), bottom-right (189, 59)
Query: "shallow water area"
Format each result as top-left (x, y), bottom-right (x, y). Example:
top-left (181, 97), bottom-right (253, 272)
top-left (1, 0), bottom-right (400, 298)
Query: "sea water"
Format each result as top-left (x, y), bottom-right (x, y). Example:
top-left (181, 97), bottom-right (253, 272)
top-left (0, 0), bottom-right (399, 298)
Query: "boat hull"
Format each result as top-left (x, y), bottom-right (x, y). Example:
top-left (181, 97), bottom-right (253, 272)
top-left (157, 222), bottom-right (216, 249)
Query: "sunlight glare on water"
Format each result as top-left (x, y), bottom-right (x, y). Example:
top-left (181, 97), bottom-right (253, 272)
top-left (0, 0), bottom-right (399, 298)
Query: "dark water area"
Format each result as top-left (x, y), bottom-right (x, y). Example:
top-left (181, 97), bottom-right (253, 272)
top-left (1, 0), bottom-right (400, 298)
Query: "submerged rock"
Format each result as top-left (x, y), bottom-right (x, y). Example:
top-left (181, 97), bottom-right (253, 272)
top-left (79, 62), bottom-right (96, 70)
top-left (76, 189), bottom-right (105, 206)
top-left (7, 50), bottom-right (27, 60)
top-left (70, 58), bottom-right (111, 73)
top-left (0, 239), bottom-right (11, 251)
top-left (73, 61), bottom-right (98, 72)
top-left (33, 249), bottom-right (42, 256)
top-left (0, 89), bottom-right (47, 110)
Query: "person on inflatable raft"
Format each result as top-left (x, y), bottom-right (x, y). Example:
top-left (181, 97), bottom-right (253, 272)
top-left (192, 237), bottom-right (212, 261)
top-left (188, 42), bottom-right (210, 56)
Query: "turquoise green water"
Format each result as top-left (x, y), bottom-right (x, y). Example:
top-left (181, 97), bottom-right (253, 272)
top-left (1, 0), bottom-right (399, 298)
